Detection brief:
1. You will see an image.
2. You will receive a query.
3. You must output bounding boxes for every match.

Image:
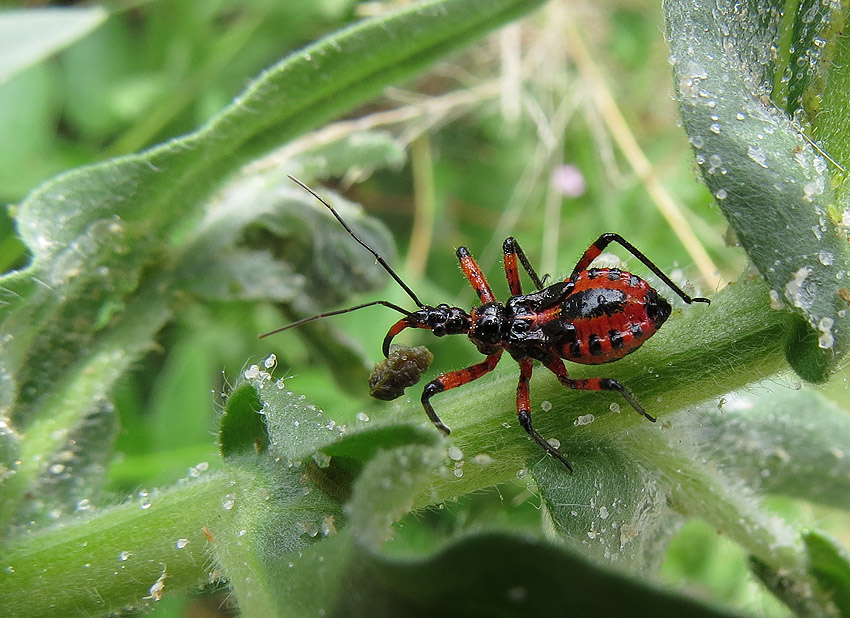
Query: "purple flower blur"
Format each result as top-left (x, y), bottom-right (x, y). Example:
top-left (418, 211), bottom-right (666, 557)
top-left (551, 164), bottom-right (586, 198)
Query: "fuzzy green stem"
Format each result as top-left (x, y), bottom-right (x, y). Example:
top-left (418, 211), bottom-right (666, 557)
top-left (0, 468), bottom-right (253, 617)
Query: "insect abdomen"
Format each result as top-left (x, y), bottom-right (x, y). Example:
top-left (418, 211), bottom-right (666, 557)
top-left (559, 268), bottom-right (671, 365)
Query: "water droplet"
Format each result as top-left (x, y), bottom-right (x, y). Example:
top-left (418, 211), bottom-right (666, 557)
top-left (355, 412), bottom-right (370, 422)
top-left (118, 551), bottom-right (131, 561)
top-left (540, 400), bottom-right (552, 412)
top-left (599, 506), bottom-right (610, 520)
top-left (609, 402), bottom-right (621, 414)
top-left (472, 453), bottom-right (494, 465)
top-left (49, 463), bottom-right (65, 475)
top-left (818, 316), bottom-right (835, 349)
top-left (452, 468), bottom-right (464, 478)
top-left (175, 538), bottom-right (189, 549)
top-left (243, 365), bottom-right (260, 380)
top-left (312, 451), bottom-right (331, 468)
top-left (804, 177), bottom-right (825, 199)
top-left (263, 354), bottom-right (277, 369)
top-left (516, 468), bottom-right (528, 479)
top-left (747, 144), bottom-right (768, 168)
top-left (222, 494), bottom-right (236, 510)
top-left (715, 188), bottom-right (727, 200)
top-left (573, 414), bottom-right (595, 426)
top-left (321, 515), bottom-right (337, 536)
top-left (299, 521), bottom-right (319, 538)
top-left (448, 446), bottom-right (464, 461)
top-left (785, 267), bottom-right (814, 310)
top-left (546, 438), bottom-right (561, 449)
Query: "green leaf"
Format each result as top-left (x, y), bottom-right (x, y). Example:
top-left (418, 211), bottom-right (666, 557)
top-left (289, 131), bottom-right (406, 180)
top-left (664, 0), bottom-right (850, 382)
top-left (346, 444), bottom-right (443, 549)
top-left (250, 370), bottom-right (437, 466)
top-left (804, 530), bottom-right (850, 617)
top-left (0, 7), bottom-right (107, 86)
top-left (750, 541), bottom-right (848, 618)
top-left (220, 382), bottom-right (269, 459)
top-left (533, 444), bottom-right (679, 570)
top-left (337, 532), bottom-right (750, 618)
top-left (217, 422), bottom-right (441, 617)
top-left (210, 456), bottom-right (344, 618)
top-left (678, 389), bottom-right (850, 510)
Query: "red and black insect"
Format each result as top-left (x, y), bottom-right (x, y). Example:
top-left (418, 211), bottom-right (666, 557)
top-left (262, 176), bottom-right (710, 471)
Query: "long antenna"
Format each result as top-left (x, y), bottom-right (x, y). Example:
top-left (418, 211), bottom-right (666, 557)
top-left (258, 300), bottom-right (412, 339)
top-left (288, 175), bottom-right (424, 308)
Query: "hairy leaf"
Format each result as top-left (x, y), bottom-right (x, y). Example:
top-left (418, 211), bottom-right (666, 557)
top-left (665, 0), bottom-right (850, 382)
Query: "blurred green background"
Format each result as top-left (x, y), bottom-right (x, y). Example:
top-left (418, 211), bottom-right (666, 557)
top-left (2, 1), bottom-right (847, 616)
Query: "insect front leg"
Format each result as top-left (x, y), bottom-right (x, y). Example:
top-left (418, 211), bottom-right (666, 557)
top-left (544, 358), bottom-right (656, 422)
top-left (516, 358), bottom-right (573, 472)
top-left (456, 246), bottom-right (497, 304)
top-left (421, 351), bottom-right (503, 434)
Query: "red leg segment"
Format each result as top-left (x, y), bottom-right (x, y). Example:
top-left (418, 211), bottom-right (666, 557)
top-left (456, 247), bottom-right (496, 304)
top-left (382, 316), bottom-right (432, 356)
top-left (421, 351), bottom-right (503, 434)
top-left (543, 357), bottom-right (656, 422)
top-left (503, 242), bottom-right (523, 297)
top-left (515, 358), bottom-right (573, 472)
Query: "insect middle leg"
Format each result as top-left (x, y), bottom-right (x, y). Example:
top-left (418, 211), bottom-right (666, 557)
top-left (503, 237), bottom-right (545, 293)
top-left (568, 232), bottom-right (710, 305)
top-left (544, 358), bottom-right (656, 422)
top-left (516, 358), bottom-right (573, 472)
top-left (421, 351), bottom-right (503, 434)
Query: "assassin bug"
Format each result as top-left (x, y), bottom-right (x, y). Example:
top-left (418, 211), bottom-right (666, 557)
top-left (262, 176), bottom-right (710, 471)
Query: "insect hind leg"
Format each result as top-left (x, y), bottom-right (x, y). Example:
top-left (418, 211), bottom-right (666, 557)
top-left (544, 358), bottom-right (656, 422)
top-left (569, 232), bottom-right (710, 306)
